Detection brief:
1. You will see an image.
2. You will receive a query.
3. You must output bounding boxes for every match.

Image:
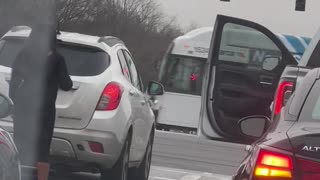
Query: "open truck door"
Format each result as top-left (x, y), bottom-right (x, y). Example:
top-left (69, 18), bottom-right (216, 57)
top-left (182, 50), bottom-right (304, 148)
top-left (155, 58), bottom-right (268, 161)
top-left (198, 15), bottom-right (297, 174)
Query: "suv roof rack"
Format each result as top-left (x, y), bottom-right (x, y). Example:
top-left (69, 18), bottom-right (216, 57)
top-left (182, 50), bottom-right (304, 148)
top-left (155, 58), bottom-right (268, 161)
top-left (98, 36), bottom-right (124, 47)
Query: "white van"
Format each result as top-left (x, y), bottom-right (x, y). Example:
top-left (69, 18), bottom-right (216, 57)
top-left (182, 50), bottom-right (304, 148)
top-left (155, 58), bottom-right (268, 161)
top-left (155, 25), bottom-right (310, 133)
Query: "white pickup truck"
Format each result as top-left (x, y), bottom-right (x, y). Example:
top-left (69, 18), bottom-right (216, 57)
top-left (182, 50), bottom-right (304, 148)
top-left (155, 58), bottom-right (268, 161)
top-left (155, 25), bottom-right (311, 133)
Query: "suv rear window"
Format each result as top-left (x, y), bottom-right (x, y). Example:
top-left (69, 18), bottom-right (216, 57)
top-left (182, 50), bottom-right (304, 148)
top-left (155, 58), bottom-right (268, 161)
top-left (0, 38), bottom-right (109, 76)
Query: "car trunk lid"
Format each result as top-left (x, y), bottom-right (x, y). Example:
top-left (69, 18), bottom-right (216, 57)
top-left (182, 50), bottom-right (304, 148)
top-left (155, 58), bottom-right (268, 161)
top-left (287, 122), bottom-right (320, 179)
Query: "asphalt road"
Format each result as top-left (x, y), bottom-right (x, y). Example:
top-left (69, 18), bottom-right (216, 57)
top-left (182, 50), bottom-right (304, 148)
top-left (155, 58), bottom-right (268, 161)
top-left (23, 130), bottom-right (241, 180)
top-left (42, 165), bottom-right (231, 180)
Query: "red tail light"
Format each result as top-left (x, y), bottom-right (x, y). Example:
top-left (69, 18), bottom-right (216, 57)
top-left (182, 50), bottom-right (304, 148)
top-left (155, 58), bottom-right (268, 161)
top-left (274, 81), bottom-right (293, 115)
top-left (96, 82), bottom-right (123, 111)
top-left (298, 158), bottom-right (320, 180)
top-left (254, 150), bottom-right (293, 179)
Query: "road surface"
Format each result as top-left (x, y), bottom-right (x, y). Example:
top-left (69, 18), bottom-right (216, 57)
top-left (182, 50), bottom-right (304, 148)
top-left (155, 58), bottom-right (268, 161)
top-left (42, 166), bottom-right (231, 180)
top-left (23, 130), bottom-right (241, 179)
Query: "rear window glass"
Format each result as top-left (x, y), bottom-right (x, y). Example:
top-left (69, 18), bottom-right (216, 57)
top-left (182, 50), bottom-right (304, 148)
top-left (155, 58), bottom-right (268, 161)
top-left (299, 80), bottom-right (320, 122)
top-left (0, 38), bottom-right (109, 76)
top-left (57, 44), bottom-right (109, 76)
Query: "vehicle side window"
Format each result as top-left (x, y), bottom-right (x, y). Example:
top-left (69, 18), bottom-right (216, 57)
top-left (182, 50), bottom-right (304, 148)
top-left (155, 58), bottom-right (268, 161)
top-left (219, 23), bottom-right (282, 70)
top-left (306, 41), bottom-right (320, 68)
top-left (139, 75), bottom-right (145, 92)
top-left (299, 80), bottom-right (320, 122)
top-left (123, 50), bottom-right (141, 90)
top-left (117, 50), bottom-right (131, 82)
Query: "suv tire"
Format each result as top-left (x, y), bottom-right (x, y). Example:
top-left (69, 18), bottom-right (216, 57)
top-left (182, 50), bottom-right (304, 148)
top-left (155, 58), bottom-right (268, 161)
top-left (129, 132), bottom-right (154, 180)
top-left (101, 138), bottom-right (130, 180)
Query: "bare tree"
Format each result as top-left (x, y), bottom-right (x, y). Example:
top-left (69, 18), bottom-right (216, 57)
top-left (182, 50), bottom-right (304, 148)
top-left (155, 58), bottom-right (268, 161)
top-left (0, 0), bottom-right (182, 84)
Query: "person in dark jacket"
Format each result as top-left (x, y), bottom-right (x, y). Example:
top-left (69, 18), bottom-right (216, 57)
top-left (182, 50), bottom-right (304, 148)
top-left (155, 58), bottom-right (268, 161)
top-left (9, 24), bottom-right (73, 180)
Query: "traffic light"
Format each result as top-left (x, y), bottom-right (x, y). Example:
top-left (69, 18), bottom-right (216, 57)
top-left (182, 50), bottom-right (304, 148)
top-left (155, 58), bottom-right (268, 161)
top-left (296, 0), bottom-right (306, 11)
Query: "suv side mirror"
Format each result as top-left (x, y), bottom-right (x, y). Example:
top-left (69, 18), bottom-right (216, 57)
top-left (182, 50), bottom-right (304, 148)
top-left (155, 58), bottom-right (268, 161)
top-left (0, 94), bottom-right (13, 118)
top-left (262, 56), bottom-right (280, 71)
top-left (238, 116), bottom-right (271, 139)
top-left (147, 81), bottom-right (164, 96)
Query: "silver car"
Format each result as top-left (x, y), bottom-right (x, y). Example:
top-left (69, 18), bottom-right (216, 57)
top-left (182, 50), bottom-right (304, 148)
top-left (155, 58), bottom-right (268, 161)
top-left (0, 26), bottom-right (164, 180)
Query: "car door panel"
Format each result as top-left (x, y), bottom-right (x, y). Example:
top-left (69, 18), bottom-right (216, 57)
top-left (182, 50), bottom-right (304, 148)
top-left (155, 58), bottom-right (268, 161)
top-left (202, 15), bottom-right (296, 140)
top-left (122, 50), bottom-right (151, 162)
top-left (199, 15), bottom-right (296, 168)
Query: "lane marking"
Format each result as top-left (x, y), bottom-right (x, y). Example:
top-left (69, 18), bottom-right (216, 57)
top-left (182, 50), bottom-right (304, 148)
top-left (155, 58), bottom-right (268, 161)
top-left (151, 166), bottom-right (232, 179)
top-left (180, 175), bottom-right (201, 180)
top-left (152, 166), bottom-right (199, 174)
top-left (150, 176), bottom-right (177, 180)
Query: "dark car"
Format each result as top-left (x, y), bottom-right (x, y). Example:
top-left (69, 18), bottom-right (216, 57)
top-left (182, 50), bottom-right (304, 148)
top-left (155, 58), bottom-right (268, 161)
top-left (233, 68), bottom-right (320, 180)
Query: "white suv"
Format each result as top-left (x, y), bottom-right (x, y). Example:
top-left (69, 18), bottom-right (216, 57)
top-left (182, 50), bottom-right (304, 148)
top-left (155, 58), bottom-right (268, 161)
top-left (0, 26), bottom-right (164, 180)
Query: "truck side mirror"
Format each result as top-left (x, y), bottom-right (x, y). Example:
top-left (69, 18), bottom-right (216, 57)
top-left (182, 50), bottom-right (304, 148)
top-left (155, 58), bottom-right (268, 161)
top-left (238, 116), bottom-right (271, 139)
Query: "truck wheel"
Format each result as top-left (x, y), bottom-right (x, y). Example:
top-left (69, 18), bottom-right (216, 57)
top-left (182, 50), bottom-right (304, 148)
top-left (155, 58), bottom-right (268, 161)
top-left (101, 138), bottom-right (130, 180)
top-left (129, 133), bottom-right (154, 180)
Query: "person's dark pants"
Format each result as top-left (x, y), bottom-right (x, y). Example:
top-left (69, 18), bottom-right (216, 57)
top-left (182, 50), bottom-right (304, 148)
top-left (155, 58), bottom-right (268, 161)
top-left (13, 105), bottom-right (55, 166)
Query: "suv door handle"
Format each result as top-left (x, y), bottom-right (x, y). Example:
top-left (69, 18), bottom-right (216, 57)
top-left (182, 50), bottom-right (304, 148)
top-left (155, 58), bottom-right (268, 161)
top-left (260, 76), bottom-right (273, 86)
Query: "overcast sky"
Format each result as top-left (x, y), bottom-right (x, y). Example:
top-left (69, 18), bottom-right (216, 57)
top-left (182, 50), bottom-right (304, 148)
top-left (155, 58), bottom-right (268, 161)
top-left (157, 0), bottom-right (319, 37)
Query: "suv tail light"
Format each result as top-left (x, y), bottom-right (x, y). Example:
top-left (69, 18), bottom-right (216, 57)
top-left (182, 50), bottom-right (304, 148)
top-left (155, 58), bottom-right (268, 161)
top-left (274, 81), bottom-right (294, 115)
top-left (96, 82), bottom-right (123, 111)
top-left (298, 158), bottom-right (320, 180)
top-left (254, 150), bottom-right (293, 179)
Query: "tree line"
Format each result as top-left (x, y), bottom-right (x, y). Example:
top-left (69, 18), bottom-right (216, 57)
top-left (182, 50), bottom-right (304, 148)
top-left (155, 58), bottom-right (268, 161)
top-left (0, 0), bottom-right (183, 84)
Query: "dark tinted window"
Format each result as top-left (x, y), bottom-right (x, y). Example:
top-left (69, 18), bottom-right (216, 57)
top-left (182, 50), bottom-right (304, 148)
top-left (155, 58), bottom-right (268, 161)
top-left (0, 39), bottom-right (110, 76)
top-left (0, 39), bottom-right (26, 68)
top-left (159, 54), bottom-right (206, 96)
top-left (306, 41), bottom-right (320, 68)
top-left (57, 44), bottom-right (109, 76)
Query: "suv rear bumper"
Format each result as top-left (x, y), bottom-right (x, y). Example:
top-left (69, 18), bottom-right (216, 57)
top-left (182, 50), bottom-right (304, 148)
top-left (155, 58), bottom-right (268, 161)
top-left (52, 127), bottom-right (123, 169)
top-left (0, 119), bottom-right (125, 169)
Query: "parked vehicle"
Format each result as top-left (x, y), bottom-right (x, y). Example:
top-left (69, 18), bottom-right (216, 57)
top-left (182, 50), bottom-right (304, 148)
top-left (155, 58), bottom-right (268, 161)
top-left (270, 28), bottom-right (320, 119)
top-left (156, 26), bottom-right (310, 133)
top-left (0, 85), bottom-right (20, 180)
top-left (0, 26), bottom-right (164, 180)
top-left (196, 15), bottom-right (316, 174)
top-left (233, 68), bottom-right (320, 180)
